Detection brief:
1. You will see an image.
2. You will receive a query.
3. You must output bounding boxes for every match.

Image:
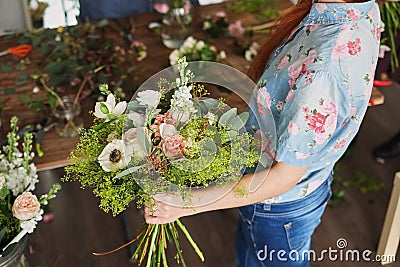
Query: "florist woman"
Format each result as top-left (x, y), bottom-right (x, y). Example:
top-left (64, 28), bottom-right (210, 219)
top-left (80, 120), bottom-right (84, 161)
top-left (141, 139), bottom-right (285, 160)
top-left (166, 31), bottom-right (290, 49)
top-left (145, 0), bottom-right (383, 266)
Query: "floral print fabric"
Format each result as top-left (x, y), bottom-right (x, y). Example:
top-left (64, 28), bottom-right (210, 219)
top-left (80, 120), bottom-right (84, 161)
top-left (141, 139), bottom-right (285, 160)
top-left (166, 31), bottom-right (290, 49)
top-left (247, 1), bottom-right (381, 203)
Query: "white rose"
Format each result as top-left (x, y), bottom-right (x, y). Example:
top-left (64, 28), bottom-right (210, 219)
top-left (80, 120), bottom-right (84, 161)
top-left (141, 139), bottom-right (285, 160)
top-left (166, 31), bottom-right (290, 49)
top-left (127, 111), bottom-right (145, 127)
top-left (159, 123), bottom-right (178, 138)
top-left (136, 90), bottom-right (161, 108)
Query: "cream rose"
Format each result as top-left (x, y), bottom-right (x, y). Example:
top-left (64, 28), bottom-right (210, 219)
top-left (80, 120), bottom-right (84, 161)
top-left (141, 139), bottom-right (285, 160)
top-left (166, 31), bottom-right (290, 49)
top-left (12, 192), bottom-right (40, 221)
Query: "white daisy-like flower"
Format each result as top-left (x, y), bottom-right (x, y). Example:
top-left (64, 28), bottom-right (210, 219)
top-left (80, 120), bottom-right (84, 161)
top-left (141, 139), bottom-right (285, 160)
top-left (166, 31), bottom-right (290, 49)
top-left (136, 90), bottom-right (161, 108)
top-left (98, 140), bottom-right (134, 172)
top-left (94, 94), bottom-right (127, 121)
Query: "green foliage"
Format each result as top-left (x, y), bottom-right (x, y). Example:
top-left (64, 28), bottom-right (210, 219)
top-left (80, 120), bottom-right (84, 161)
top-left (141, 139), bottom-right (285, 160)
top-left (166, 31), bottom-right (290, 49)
top-left (329, 163), bottom-right (384, 207)
top-left (0, 201), bottom-right (20, 249)
top-left (17, 19), bottom-right (138, 112)
top-left (63, 118), bottom-right (142, 216)
top-left (380, 2), bottom-right (400, 70)
top-left (227, 0), bottom-right (280, 20)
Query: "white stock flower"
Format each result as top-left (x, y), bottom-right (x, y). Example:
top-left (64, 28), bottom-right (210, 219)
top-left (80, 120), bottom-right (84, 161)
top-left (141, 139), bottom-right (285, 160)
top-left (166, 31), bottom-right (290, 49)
top-left (0, 173), bottom-right (5, 188)
top-left (182, 36), bottom-right (196, 49)
top-left (136, 90), bottom-right (161, 108)
top-left (169, 50), bottom-right (180, 65)
top-left (169, 85), bottom-right (196, 123)
top-left (196, 40), bottom-right (205, 50)
top-left (98, 140), bottom-right (134, 172)
top-left (94, 94), bottom-right (127, 121)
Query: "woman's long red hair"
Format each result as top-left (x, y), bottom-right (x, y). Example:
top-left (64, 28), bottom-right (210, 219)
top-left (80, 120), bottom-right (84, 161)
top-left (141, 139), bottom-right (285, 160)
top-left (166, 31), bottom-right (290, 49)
top-left (247, 0), bottom-right (386, 82)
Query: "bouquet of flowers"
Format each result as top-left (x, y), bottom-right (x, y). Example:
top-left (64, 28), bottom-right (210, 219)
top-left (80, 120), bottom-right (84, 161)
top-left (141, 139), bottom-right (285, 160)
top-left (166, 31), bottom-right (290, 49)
top-left (63, 57), bottom-right (259, 266)
top-left (0, 116), bottom-right (61, 257)
top-left (169, 36), bottom-right (226, 66)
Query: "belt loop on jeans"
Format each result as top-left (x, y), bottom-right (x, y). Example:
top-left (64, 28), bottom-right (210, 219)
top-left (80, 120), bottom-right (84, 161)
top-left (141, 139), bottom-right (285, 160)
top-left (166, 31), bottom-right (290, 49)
top-left (262, 203), bottom-right (271, 211)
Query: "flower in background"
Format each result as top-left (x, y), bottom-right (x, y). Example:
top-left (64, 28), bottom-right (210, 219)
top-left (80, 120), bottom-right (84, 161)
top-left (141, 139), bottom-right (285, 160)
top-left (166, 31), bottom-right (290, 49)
top-left (245, 41), bottom-right (260, 62)
top-left (169, 36), bottom-right (226, 65)
top-left (154, 2), bottom-right (170, 14)
top-left (203, 11), bottom-right (229, 39)
top-left (131, 41), bottom-right (148, 61)
top-left (228, 20), bottom-right (246, 39)
top-left (0, 116), bottom-right (60, 255)
top-left (12, 192), bottom-right (40, 221)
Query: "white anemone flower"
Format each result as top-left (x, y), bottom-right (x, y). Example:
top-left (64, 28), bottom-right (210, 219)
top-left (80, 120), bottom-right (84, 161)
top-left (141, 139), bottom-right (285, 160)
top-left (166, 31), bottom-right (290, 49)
top-left (136, 90), bottom-right (161, 108)
top-left (98, 140), bottom-right (133, 172)
top-left (94, 94), bottom-right (127, 121)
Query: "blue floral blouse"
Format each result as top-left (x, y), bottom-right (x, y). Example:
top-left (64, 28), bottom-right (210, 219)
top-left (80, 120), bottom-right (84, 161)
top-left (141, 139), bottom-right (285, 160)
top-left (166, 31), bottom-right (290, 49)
top-left (246, 1), bottom-right (381, 203)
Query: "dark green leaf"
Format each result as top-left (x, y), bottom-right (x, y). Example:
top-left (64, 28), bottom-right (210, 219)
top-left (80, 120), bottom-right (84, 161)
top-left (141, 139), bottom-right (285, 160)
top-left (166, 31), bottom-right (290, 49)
top-left (18, 94), bottom-right (33, 104)
top-left (4, 88), bottom-right (16, 95)
top-left (0, 227), bottom-right (6, 244)
top-left (0, 64), bottom-right (12, 72)
top-left (47, 93), bottom-right (57, 109)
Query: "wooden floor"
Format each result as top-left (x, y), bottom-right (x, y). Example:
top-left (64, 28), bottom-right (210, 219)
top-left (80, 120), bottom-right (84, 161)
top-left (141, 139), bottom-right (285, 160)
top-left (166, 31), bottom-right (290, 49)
top-left (28, 83), bottom-right (400, 267)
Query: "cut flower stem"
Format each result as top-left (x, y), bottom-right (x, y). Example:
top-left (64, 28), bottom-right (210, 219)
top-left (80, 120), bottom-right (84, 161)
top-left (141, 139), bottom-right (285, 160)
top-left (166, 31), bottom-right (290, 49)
top-left (93, 219), bottom-right (204, 267)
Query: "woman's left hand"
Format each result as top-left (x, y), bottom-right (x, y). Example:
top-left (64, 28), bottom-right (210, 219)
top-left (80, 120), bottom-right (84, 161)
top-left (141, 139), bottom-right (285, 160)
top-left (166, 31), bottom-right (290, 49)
top-left (144, 198), bottom-right (194, 224)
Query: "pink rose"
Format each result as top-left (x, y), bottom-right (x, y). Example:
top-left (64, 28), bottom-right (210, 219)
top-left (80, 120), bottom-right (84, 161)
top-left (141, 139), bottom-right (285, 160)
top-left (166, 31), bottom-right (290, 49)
top-left (154, 3), bottom-right (169, 14)
top-left (162, 135), bottom-right (185, 159)
top-left (308, 112), bottom-right (326, 134)
top-left (12, 192), bottom-right (40, 221)
top-left (228, 20), bottom-right (245, 39)
top-left (155, 114), bottom-right (166, 124)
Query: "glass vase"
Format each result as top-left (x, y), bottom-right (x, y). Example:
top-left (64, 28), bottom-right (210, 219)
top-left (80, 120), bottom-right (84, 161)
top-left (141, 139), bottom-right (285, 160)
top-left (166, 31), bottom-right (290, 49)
top-left (0, 235), bottom-right (29, 267)
top-left (161, 5), bottom-right (192, 49)
top-left (52, 96), bottom-right (83, 138)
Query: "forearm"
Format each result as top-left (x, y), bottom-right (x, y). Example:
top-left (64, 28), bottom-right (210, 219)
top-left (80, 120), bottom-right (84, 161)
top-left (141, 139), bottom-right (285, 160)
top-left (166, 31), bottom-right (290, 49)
top-left (145, 161), bottom-right (306, 224)
top-left (186, 162), bottom-right (305, 215)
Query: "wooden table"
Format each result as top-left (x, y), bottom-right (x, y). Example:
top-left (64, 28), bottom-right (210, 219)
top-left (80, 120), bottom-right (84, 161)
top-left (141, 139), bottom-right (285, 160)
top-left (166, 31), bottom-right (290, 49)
top-left (0, 0), bottom-right (384, 171)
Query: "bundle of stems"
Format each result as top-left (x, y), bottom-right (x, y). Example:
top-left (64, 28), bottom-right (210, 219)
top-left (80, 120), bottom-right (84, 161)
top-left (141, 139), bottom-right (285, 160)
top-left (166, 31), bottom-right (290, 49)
top-left (94, 220), bottom-right (204, 267)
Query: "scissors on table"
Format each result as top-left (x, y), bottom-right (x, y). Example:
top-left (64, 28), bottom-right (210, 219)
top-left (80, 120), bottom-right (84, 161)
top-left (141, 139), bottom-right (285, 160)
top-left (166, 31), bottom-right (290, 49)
top-left (0, 44), bottom-right (32, 57)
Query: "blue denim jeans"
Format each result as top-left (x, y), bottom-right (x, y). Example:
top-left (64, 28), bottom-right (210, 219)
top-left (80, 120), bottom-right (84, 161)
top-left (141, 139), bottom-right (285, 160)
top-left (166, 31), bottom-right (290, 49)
top-left (235, 175), bottom-right (332, 267)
